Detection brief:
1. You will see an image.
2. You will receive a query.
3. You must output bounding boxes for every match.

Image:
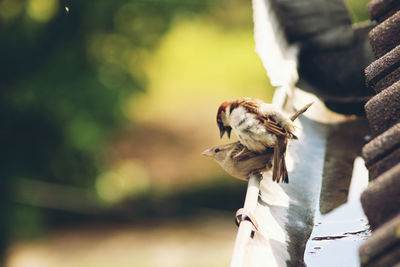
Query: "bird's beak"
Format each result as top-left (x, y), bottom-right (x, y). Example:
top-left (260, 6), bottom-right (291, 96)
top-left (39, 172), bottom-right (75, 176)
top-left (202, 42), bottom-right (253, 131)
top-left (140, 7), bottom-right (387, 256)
top-left (219, 129), bottom-right (226, 138)
top-left (226, 127), bottom-right (232, 138)
top-left (220, 127), bottom-right (232, 139)
top-left (202, 148), bottom-right (213, 157)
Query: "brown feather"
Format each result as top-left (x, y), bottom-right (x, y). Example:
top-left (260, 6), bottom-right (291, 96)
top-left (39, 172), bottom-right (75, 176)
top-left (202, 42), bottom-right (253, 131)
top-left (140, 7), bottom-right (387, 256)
top-left (281, 157), bottom-right (289, 183)
top-left (231, 142), bottom-right (273, 162)
top-left (272, 137), bottom-right (288, 183)
top-left (290, 102), bottom-right (313, 122)
top-left (259, 115), bottom-right (288, 137)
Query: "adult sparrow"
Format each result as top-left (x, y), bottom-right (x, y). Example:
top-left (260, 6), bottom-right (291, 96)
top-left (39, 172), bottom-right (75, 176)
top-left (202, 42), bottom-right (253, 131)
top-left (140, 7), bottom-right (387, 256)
top-left (217, 99), bottom-right (312, 183)
top-left (202, 141), bottom-right (274, 181)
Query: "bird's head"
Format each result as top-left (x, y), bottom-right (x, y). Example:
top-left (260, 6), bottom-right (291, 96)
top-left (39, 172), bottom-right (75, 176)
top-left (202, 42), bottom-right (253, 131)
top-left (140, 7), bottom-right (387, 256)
top-left (217, 102), bottom-right (232, 138)
top-left (202, 143), bottom-right (234, 163)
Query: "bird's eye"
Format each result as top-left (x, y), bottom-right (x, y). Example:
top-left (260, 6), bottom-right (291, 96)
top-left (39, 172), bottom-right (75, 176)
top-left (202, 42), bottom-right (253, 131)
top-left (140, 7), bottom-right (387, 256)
top-left (214, 148), bottom-right (220, 153)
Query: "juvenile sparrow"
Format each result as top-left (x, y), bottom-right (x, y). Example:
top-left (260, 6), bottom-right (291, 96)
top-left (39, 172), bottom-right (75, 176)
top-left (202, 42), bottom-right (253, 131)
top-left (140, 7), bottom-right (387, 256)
top-left (202, 141), bottom-right (274, 181)
top-left (217, 98), bottom-right (312, 183)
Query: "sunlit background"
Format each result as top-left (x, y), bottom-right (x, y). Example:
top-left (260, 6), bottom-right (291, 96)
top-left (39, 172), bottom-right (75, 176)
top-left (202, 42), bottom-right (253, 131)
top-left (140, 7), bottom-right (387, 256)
top-left (1, 0), bottom-right (369, 266)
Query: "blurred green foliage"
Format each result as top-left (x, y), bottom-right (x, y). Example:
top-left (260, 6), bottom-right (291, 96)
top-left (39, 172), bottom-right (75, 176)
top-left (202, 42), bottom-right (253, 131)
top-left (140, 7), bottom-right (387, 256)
top-left (0, 0), bottom-right (217, 246)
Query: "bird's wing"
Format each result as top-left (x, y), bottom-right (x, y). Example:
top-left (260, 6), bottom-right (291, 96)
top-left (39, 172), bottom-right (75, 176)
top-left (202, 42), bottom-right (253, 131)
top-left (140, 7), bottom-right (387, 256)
top-left (252, 0), bottom-right (299, 105)
top-left (258, 114), bottom-right (288, 137)
top-left (231, 142), bottom-right (274, 161)
top-left (232, 144), bottom-right (261, 161)
top-left (237, 100), bottom-right (289, 137)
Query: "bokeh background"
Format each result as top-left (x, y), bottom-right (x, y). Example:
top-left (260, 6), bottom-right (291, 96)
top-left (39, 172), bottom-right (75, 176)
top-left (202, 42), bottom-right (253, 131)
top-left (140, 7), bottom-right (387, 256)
top-left (0, 0), bottom-right (369, 266)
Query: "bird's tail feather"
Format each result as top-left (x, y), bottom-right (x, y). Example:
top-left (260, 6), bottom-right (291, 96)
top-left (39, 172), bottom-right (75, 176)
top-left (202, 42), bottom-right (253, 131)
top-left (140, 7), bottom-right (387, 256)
top-left (290, 102), bottom-right (313, 121)
top-left (272, 137), bottom-right (289, 183)
top-left (281, 157), bottom-right (289, 184)
top-left (273, 155), bottom-right (289, 184)
top-left (272, 148), bottom-right (280, 183)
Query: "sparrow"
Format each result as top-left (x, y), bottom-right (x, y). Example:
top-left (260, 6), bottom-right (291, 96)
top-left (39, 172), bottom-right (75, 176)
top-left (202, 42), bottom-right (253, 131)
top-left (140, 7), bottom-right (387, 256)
top-left (202, 141), bottom-right (274, 181)
top-left (217, 98), bottom-right (312, 183)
